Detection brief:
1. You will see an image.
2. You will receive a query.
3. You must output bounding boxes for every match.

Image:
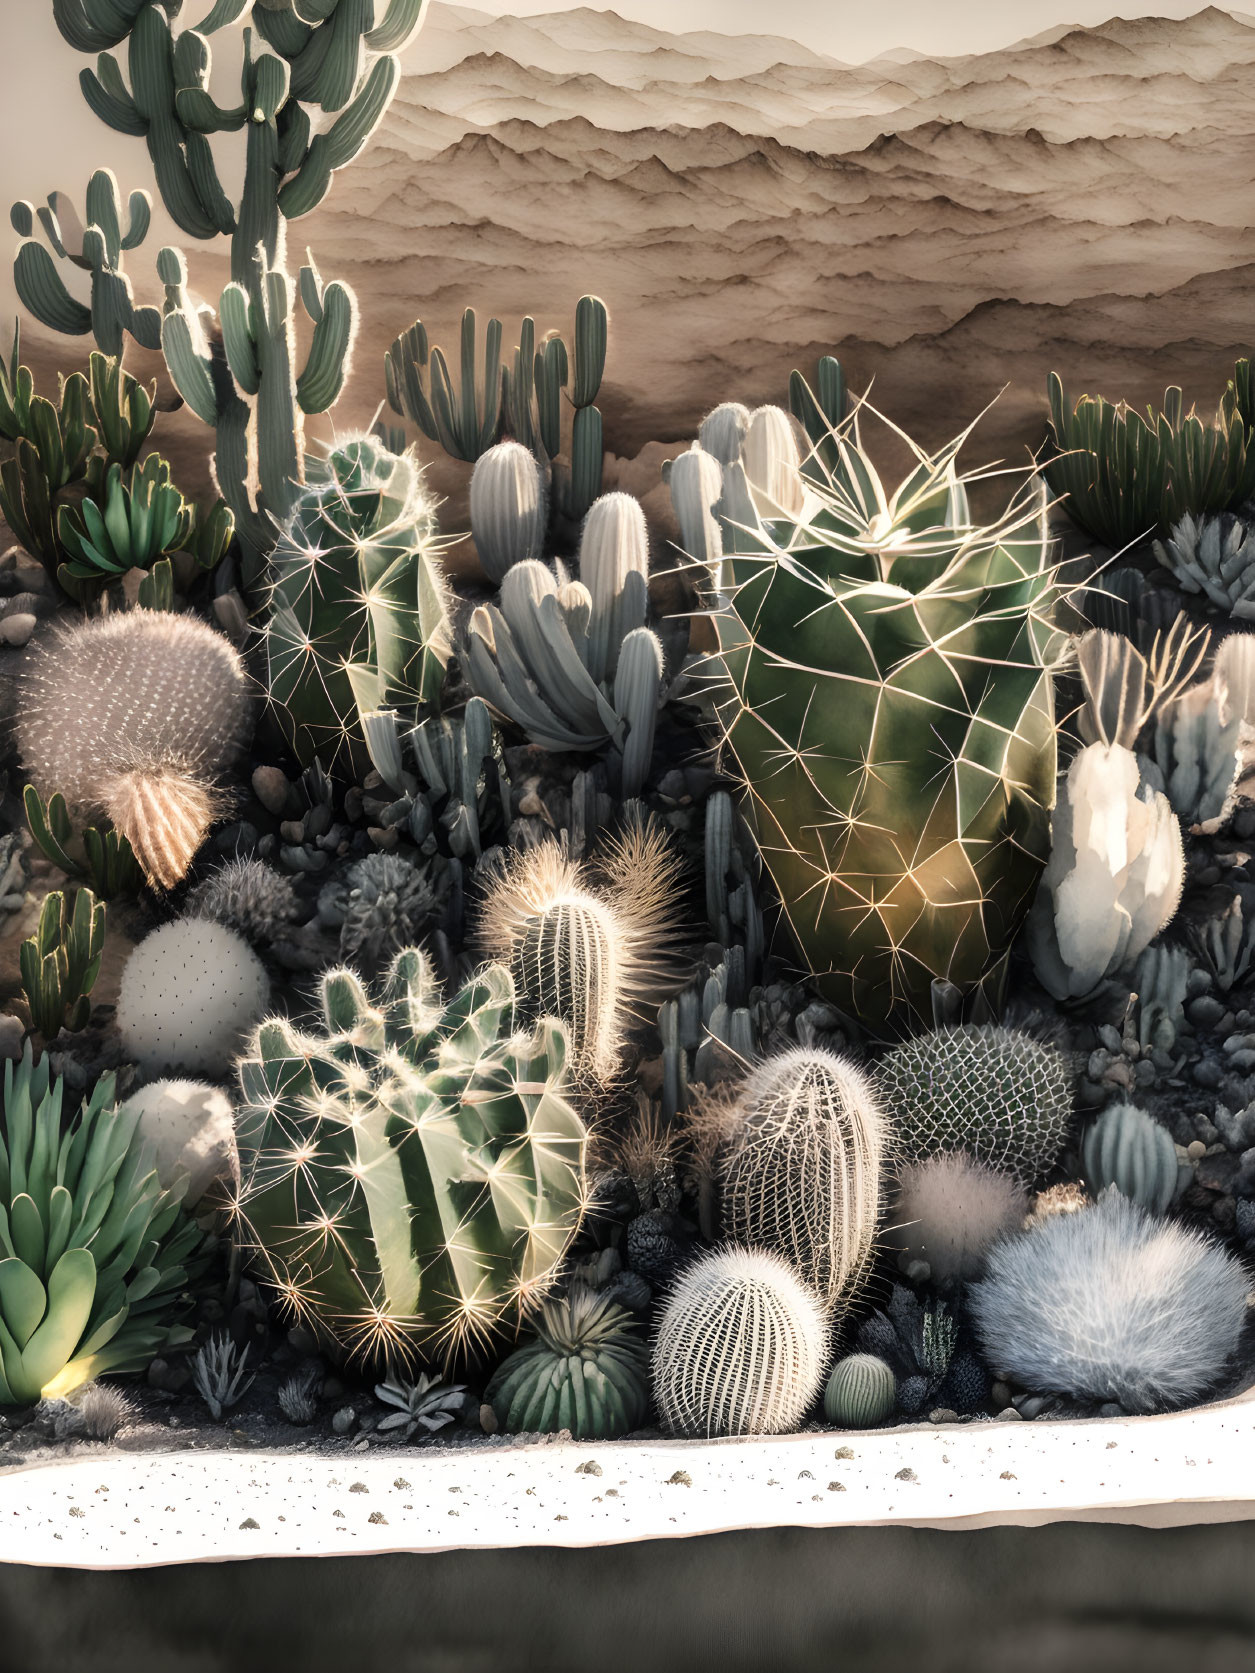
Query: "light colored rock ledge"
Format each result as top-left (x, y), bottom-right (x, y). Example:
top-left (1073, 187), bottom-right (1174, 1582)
top-left (0, 1399), bottom-right (1252, 1569)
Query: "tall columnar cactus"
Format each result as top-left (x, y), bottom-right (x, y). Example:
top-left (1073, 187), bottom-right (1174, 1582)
top-left (17, 611), bottom-right (251, 890)
top-left (718, 1047), bottom-right (887, 1316)
top-left (703, 389), bottom-right (1068, 1030)
top-left (464, 491), bottom-right (664, 794)
top-left (234, 949), bottom-right (589, 1366)
top-left (470, 440), bottom-right (547, 583)
top-left (262, 434), bottom-right (452, 778)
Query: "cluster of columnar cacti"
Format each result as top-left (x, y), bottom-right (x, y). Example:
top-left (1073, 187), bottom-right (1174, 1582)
top-left (360, 698), bottom-right (512, 864)
top-left (263, 435), bottom-right (452, 778)
top-left (19, 888), bottom-right (107, 1041)
top-left (463, 492), bottom-right (666, 795)
top-left (693, 380), bottom-right (1067, 1030)
top-left (234, 950), bottom-right (589, 1365)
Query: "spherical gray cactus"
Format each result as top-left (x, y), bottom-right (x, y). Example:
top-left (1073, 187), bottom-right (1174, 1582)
top-left (1080, 1103), bottom-right (1179, 1214)
top-left (338, 852), bottom-right (440, 974)
top-left (652, 1247), bottom-right (829, 1437)
top-left (470, 440), bottom-right (547, 583)
top-left (971, 1189), bottom-right (1249, 1412)
top-left (888, 1152), bottom-right (1028, 1285)
top-left (719, 1047), bottom-right (887, 1315)
top-left (823, 1353), bottom-right (896, 1428)
top-left (877, 1025), bottom-right (1073, 1187)
top-left (186, 858), bottom-right (299, 946)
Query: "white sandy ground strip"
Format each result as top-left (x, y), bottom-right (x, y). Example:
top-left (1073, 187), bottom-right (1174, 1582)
top-left (0, 1403), bottom-right (1254, 1568)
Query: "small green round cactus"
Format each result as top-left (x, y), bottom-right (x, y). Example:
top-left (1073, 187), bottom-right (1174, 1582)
top-left (823, 1353), bottom-right (896, 1429)
top-left (1081, 1103), bottom-right (1179, 1214)
top-left (485, 1290), bottom-right (648, 1440)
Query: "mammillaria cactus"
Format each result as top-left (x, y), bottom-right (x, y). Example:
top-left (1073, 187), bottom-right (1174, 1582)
top-left (1080, 1103), bottom-right (1179, 1214)
top-left (1155, 512), bottom-right (1255, 619)
top-left (17, 611), bottom-right (251, 889)
top-left (823, 1353), bottom-right (896, 1428)
top-left (718, 1047), bottom-right (886, 1315)
top-left (117, 920), bottom-right (271, 1077)
top-left (234, 950), bottom-right (588, 1366)
top-left (186, 858), bottom-right (300, 947)
top-left (263, 435), bottom-right (452, 778)
top-left (0, 1047), bottom-right (205, 1405)
top-left (877, 1025), bottom-right (1073, 1187)
top-left (470, 440), bottom-right (547, 582)
top-left (702, 388), bottom-right (1067, 1030)
top-left (463, 492), bottom-right (665, 795)
top-left (485, 1290), bottom-right (649, 1440)
top-left (971, 1190), bottom-right (1249, 1412)
top-left (476, 823), bottom-right (684, 1080)
top-left (652, 1246), bottom-right (828, 1437)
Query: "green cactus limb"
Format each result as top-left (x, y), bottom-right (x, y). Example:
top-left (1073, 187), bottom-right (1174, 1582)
top-left (387, 310), bottom-right (504, 463)
top-left (568, 404), bottom-right (604, 521)
top-left (53, 0), bottom-right (152, 55)
top-left (23, 787), bottom-right (143, 901)
top-left (790, 354), bottom-right (848, 478)
top-left (19, 888), bottom-right (107, 1040)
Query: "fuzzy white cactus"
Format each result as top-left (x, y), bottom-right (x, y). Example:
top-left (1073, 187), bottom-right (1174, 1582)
top-left (719, 1047), bottom-right (887, 1316)
top-left (652, 1246), bottom-right (829, 1437)
top-left (971, 1189), bottom-right (1250, 1413)
top-left (470, 440), bottom-right (547, 583)
top-left (889, 1153), bottom-right (1027, 1285)
top-left (741, 406), bottom-right (805, 519)
top-left (17, 612), bottom-right (251, 888)
top-left (116, 919), bottom-right (269, 1075)
top-left (125, 1079), bottom-right (238, 1208)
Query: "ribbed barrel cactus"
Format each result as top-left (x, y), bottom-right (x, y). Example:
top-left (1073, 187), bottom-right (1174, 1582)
top-left (705, 392), bottom-right (1067, 1030)
top-left (263, 435), bottom-right (452, 777)
top-left (234, 949), bottom-right (588, 1366)
top-left (485, 1289), bottom-right (649, 1440)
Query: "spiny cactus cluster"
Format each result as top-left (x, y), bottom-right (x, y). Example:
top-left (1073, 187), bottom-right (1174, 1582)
top-left (234, 949), bottom-right (588, 1366)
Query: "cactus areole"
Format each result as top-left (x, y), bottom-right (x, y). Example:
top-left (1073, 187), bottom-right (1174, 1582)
top-left (712, 398), bottom-right (1066, 1030)
top-left (234, 950), bottom-right (588, 1368)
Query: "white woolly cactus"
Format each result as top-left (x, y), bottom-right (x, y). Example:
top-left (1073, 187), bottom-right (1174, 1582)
top-left (888, 1153), bottom-right (1027, 1285)
top-left (652, 1247), bottom-right (829, 1437)
top-left (971, 1190), bottom-right (1250, 1412)
top-left (877, 1024), bottom-right (1072, 1188)
top-left (17, 611), bottom-right (251, 889)
top-left (125, 1080), bottom-right (238, 1209)
top-left (741, 405), bottom-right (805, 519)
top-left (477, 823), bottom-right (683, 1080)
top-left (116, 919), bottom-right (269, 1076)
top-left (470, 440), bottom-right (547, 583)
top-left (719, 1047), bottom-right (887, 1315)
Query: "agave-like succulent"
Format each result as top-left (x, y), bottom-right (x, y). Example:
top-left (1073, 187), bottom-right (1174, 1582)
top-left (485, 1289), bottom-right (649, 1440)
top-left (706, 392), bottom-right (1068, 1030)
top-left (375, 1370), bottom-right (469, 1440)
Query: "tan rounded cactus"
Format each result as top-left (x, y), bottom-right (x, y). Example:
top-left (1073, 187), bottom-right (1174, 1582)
top-left (17, 611), bottom-right (251, 888)
top-left (719, 1047), bottom-right (886, 1316)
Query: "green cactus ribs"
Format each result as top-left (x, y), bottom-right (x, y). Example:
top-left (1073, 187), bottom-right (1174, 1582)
top-left (712, 390), bottom-right (1068, 1032)
top-left (234, 949), bottom-right (589, 1368)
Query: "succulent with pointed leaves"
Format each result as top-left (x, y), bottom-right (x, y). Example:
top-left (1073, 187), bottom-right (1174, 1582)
top-left (19, 889), bottom-right (107, 1041)
top-left (375, 1371), bottom-right (469, 1439)
top-left (234, 949), bottom-right (589, 1368)
top-left (486, 1289), bottom-right (649, 1440)
top-left (1144, 632), bottom-right (1255, 833)
top-left (23, 786), bottom-right (143, 901)
top-left (1155, 512), bottom-right (1255, 619)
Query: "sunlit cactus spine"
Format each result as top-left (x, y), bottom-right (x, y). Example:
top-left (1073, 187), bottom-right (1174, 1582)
top-left (263, 434), bottom-right (452, 778)
top-left (470, 440), bottom-right (547, 582)
top-left (719, 1047), bottom-right (887, 1316)
top-left (652, 1247), bottom-right (829, 1438)
top-left (1081, 1103), bottom-right (1179, 1215)
top-left (234, 949), bottom-right (589, 1368)
top-left (823, 1353), bottom-right (896, 1428)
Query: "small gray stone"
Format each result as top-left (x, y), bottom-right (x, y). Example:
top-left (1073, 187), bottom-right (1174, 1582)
top-left (0, 612), bottom-right (36, 646)
top-left (331, 1405), bottom-right (358, 1437)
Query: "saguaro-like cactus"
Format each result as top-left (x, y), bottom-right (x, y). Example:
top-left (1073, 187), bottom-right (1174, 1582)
top-left (234, 949), bottom-right (589, 1366)
top-left (263, 434), bottom-right (452, 777)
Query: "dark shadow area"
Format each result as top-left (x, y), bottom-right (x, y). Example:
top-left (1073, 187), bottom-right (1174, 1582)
top-left (0, 1522), bottom-right (1254, 1673)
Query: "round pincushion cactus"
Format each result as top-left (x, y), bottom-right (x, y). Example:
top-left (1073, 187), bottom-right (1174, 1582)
top-left (719, 1047), bottom-right (887, 1315)
top-left (486, 1290), bottom-right (648, 1439)
top-left (116, 920), bottom-right (270, 1076)
top-left (823, 1353), bottom-right (896, 1428)
top-left (877, 1025), bottom-right (1072, 1187)
top-left (652, 1247), bottom-right (828, 1438)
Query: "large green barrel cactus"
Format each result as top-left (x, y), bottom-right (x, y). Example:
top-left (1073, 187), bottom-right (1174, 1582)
top-left (262, 436), bottom-right (452, 777)
top-left (708, 394), bottom-right (1067, 1030)
top-left (234, 949), bottom-right (588, 1367)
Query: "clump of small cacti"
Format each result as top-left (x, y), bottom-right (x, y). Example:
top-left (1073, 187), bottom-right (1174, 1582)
top-left (486, 1290), bottom-right (649, 1440)
top-left (19, 887), bottom-right (106, 1039)
top-left (263, 435), bottom-right (452, 779)
top-left (823, 1353), bottom-right (896, 1428)
top-left (337, 852), bottom-right (441, 975)
top-left (888, 1153), bottom-right (1028, 1286)
top-left (877, 1025), bottom-right (1073, 1188)
top-left (234, 949), bottom-right (588, 1366)
top-left (116, 920), bottom-right (270, 1076)
top-left (277, 1368), bottom-right (322, 1427)
top-left (855, 1288), bottom-right (959, 1416)
top-left (717, 1047), bottom-right (886, 1316)
top-left (652, 1247), bottom-right (828, 1438)
top-left (186, 858), bottom-right (300, 947)
top-left (192, 1335), bottom-right (255, 1421)
top-left (476, 823), bottom-right (684, 1080)
top-left (1080, 1104), bottom-right (1179, 1215)
top-left (17, 611), bottom-right (251, 889)
top-left (971, 1189), bottom-right (1249, 1412)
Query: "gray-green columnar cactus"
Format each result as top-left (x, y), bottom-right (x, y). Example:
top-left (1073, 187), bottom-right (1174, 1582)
top-left (470, 441), bottom-right (547, 583)
top-left (360, 698), bottom-right (512, 861)
top-left (0, 1045), bottom-right (206, 1405)
top-left (463, 491), bottom-right (664, 795)
top-left (705, 387), bottom-right (1067, 1030)
top-left (263, 435), bottom-right (452, 778)
top-left (30, 1), bottom-right (425, 586)
top-left (234, 949), bottom-right (589, 1367)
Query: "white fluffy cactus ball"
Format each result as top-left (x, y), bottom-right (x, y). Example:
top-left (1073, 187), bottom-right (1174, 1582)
top-left (125, 1080), bottom-right (238, 1209)
top-left (17, 611), bottom-right (251, 888)
top-left (652, 1247), bottom-right (829, 1437)
top-left (117, 920), bottom-right (269, 1076)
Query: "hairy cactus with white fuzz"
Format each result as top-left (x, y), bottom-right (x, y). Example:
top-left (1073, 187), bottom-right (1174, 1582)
top-left (652, 1247), bottom-right (828, 1437)
top-left (117, 920), bottom-right (270, 1076)
top-left (971, 1190), bottom-right (1249, 1412)
top-left (471, 440), bottom-right (547, 583)
top-left (718, 1047), bottom-right (886, 1315)
top-left (17, 612), bottom-right (250, 889)
top-left (124, 1080), bottom-right (239, 1210)
top-left (888, 1153), bottom-right (1027, 1285)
